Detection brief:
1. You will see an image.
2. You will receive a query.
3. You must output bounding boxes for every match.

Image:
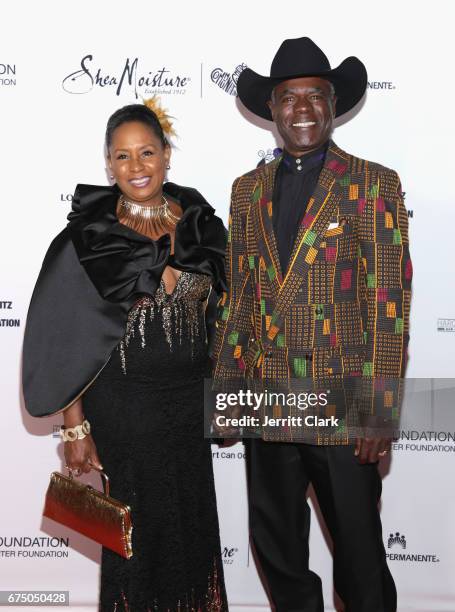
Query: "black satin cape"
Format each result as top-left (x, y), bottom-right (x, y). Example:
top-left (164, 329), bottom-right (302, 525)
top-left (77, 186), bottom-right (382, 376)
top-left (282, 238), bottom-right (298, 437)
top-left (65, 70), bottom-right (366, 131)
top-left (23, 182), bottom-right (227, 417)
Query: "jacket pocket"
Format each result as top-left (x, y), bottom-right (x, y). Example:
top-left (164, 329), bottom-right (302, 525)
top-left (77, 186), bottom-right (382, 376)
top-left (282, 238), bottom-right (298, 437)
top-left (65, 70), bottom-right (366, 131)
top-left (323, 218), bottom-right (354, 238)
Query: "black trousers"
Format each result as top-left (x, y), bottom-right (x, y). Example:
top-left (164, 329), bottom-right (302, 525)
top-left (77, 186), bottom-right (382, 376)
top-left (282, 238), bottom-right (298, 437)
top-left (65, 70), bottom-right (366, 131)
top-left (245, 440), bottom-right (397, 612)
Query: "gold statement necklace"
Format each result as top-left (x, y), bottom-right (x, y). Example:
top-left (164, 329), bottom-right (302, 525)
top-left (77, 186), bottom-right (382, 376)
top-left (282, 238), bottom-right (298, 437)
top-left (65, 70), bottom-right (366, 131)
top-left (118, 194), bottom-right (180, 235)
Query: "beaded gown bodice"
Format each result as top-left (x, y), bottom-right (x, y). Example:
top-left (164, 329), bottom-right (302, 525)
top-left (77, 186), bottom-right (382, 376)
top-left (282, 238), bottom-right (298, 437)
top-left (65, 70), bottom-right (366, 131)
top-left (118, 271), bottom-right (213, 376)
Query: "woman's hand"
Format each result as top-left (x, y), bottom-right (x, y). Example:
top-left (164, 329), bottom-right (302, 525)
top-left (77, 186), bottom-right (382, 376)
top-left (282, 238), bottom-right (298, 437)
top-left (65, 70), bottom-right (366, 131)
top-left (62, 398), bottom-right (102, 475)
top-left (64, 434), bottom-right (103, 475)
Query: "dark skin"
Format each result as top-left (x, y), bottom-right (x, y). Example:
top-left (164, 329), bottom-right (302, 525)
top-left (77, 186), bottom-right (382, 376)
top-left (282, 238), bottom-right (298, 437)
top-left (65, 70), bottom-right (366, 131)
top-left (262, 77), bottom-right (390, 463)
top-left (267, 76), bottom-right (336, 156)
top-left (64, 120), bottom-right (183, 475)
top-left (108, 120), bottom-right (182, 292)
top-left (355, 426), bottom-right (392, 463)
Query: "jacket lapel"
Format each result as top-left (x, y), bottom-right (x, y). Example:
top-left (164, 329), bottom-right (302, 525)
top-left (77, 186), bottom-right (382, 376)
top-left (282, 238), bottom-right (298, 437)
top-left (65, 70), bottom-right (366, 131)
top-left (266, 142), bottom-right (350, 343)
top-left (282, 142), bottom-right (348, 285)
top-left (246, 143), bottom-right (352, 344)
top-left (248, 157), bottom-right (282, 299)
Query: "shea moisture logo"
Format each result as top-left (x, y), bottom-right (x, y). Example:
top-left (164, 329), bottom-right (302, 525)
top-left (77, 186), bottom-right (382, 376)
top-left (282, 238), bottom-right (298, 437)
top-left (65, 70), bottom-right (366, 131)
top-left (221, 546), bottom-right (239, 565)
top-left (62, 54), bottom-right (191, 97)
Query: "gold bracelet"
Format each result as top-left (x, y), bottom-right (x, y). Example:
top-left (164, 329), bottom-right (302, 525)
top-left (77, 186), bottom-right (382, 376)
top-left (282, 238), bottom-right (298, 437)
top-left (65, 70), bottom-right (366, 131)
top-left (60, 419), bottom-right (91, 442)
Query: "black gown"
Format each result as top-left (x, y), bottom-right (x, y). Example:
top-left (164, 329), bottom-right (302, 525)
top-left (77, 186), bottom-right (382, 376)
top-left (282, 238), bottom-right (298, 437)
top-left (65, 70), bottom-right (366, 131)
top-left (83, 272), bottom-right (226, 611)
top-left (22, 183), bottom-right (228, 611)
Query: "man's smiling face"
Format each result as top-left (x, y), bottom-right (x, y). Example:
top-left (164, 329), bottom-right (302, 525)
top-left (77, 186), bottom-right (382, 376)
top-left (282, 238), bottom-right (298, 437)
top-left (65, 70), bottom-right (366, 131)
top-left (268, 76), bottom-right (336, 156)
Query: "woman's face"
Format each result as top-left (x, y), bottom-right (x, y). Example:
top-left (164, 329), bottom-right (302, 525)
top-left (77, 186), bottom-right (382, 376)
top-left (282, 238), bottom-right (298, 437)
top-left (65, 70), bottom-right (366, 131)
top-left (108, 121), bottom-right (171, 204)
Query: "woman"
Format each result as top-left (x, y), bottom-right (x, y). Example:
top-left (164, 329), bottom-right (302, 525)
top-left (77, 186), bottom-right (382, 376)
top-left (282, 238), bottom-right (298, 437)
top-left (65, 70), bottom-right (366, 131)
top-left (23, 101), bottom-right (228, 611)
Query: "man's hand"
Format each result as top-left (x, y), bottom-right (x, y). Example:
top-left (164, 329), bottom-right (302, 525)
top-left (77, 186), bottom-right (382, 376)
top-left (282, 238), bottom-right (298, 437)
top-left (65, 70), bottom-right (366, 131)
top-left (355, 437), bottom-right (392, 464)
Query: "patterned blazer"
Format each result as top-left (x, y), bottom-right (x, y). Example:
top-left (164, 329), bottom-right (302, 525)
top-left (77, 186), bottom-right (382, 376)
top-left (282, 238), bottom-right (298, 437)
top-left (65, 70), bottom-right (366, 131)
top-left (213, 141), bottom-right (412, 444)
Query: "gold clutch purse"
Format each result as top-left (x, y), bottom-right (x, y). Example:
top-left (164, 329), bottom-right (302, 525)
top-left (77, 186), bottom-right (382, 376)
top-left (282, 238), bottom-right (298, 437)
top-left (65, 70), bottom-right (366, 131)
top-left (43, 469), bottom-right (133, 559)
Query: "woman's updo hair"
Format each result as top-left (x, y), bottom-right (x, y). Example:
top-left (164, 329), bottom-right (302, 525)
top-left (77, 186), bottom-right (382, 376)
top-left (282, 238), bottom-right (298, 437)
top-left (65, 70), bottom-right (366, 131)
top-left (105, 104), bottom-right (168, 150)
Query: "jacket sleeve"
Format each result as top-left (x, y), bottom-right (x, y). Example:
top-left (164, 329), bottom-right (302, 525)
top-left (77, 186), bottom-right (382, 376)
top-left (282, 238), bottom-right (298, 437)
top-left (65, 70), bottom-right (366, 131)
top-left (212, 177), bottom-right (255, 387)
top-left (357, 169), bottom-right (412, 426)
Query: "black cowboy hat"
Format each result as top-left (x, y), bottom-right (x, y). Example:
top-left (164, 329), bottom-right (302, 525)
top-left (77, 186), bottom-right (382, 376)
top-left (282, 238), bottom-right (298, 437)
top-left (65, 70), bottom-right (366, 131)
top-left (237, 37), bottom-right (367, 120)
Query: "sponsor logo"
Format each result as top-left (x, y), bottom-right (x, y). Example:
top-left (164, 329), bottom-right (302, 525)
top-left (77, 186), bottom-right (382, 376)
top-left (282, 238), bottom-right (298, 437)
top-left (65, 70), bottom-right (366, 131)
top-left (0, 536), bottom-right (70, 559)
top-left (62, 55), bottom-right (191, 97)
top-left (0, 319), bottom-right (20, 327)
top-left (399, 192), bottom-right (413, 218)
top-left (210, 63), bottom-right (247, 96)
top-left (385, 531), bottom-right (439, 563)
top-left (388, 531), bottom-right (406, 549)
top-left (0, 300), bottom-right (20, 328)
top-left (221, 546), bottom-right (239, 565)
top-left (392, 430), bottom-right (455, 453)
top-left (257, 148), bottom-right (282, 167)
top-left (367, 81), bottom-right (396, 90)
top-left (437, 318), bottom-right (455, 332)
top-left (0, 63), bottom-right (16, 86)
top-left (60, 193), bottom-right (73, 204)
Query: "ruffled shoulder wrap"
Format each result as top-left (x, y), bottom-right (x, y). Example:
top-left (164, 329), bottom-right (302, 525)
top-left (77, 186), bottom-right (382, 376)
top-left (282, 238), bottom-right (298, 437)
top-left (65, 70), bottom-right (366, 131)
top-left (22, 183), bottom-right (227, 417)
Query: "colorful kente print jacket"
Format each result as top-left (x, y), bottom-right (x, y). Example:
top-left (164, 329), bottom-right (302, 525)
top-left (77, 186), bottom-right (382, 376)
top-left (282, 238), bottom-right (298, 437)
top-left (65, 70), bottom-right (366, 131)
top-left (213, 141), bottom-right (412, 445)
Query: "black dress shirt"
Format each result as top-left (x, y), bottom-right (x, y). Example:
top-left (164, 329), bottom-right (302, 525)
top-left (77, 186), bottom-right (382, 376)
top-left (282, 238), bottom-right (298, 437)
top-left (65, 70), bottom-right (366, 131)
top-left (272, 142), bottom-right (328, 274)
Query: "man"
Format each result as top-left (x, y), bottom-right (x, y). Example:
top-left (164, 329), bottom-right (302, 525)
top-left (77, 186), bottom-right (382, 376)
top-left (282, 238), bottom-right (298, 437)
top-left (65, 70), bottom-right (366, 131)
top-left (213, 37), bottom-right (411, 611)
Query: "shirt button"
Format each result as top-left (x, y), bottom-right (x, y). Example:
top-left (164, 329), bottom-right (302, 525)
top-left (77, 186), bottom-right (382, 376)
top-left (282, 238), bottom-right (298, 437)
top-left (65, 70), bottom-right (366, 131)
top-left (297, 165), bottom-right (302, 171)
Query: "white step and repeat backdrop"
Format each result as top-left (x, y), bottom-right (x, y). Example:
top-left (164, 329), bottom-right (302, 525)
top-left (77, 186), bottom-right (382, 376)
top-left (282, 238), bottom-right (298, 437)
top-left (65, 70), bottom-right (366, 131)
top-left (1, 1), bottom-right (455, 610)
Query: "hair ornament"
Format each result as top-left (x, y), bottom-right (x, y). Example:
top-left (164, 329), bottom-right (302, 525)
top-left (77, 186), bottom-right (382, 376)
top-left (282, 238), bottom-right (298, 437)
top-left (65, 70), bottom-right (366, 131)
top-left (143, 96), bottom-right (176, 138)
